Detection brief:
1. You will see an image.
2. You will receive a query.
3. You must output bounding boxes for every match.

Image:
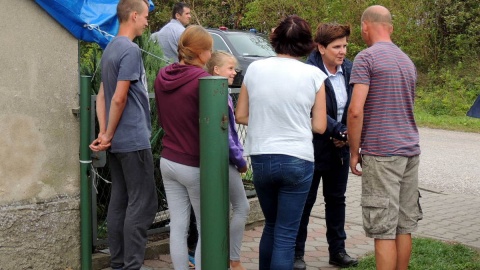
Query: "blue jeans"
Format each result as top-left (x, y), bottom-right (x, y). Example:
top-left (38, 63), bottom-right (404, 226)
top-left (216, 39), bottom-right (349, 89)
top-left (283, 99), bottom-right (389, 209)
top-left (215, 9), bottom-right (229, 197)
top-left (251, 154), bottom-right (314, 270)
top-left (295, 157), bottom-right (349, 257)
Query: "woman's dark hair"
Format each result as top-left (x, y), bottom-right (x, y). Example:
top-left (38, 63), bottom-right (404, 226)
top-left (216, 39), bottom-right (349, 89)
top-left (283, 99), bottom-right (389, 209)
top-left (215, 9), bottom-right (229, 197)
top-left (270, 15), bottom-right (315, 57)
top-left (314, 23), bottom-right (351, 47)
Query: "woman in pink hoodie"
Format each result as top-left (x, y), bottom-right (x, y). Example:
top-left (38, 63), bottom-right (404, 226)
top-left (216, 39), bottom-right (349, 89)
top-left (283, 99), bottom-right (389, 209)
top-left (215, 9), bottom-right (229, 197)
top-left (154, 25), bottom-right (212, 270)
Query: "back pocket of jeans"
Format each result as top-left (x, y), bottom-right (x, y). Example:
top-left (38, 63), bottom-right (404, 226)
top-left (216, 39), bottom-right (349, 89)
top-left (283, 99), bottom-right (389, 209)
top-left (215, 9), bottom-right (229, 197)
top-left (280, 161), bottom-right (306, 186)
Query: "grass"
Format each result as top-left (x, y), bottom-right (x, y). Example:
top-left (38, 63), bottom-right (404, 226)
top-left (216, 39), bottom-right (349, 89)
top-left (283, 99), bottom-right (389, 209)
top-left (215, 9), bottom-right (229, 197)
top-left (356, 238), bottom-right (480, 270)
top-left (415, 109), bottom-right (480, 133)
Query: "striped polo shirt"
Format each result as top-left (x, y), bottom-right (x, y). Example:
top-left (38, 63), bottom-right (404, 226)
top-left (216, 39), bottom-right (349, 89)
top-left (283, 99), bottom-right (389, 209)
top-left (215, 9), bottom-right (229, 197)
top-left (350, 42), bottom-right (420, 157)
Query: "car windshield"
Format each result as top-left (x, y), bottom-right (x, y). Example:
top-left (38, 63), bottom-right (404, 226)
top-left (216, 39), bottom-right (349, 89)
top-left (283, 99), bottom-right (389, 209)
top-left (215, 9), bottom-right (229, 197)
top-left (227, 32), bottom-right (276, 57)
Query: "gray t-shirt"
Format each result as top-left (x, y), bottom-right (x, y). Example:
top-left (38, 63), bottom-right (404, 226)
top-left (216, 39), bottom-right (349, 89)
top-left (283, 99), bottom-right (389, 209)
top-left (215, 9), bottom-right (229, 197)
top-left (101, 36), bottom-right (151, 153)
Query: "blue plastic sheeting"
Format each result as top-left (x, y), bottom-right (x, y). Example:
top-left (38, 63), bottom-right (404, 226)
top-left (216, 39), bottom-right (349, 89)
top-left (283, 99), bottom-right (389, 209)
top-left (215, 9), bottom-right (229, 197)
top-left (467, 95), bottom-right (480, 118)
top-left (35, 0), bottom-right (154, 48)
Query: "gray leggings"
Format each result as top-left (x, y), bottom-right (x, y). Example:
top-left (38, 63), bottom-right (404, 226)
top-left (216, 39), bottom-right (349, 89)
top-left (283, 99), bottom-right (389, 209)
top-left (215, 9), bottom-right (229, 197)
top-left (161, 158), bottom-right (201, 270)
top-left (228, 164), bottom-right (250, 261)
top-left (161, 158), bottom-right (250, 269)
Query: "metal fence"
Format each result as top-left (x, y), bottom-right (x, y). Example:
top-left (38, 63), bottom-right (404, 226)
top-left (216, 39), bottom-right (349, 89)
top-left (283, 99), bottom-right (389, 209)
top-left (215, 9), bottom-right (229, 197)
top-left (90, 88), bottom-right (251, 247)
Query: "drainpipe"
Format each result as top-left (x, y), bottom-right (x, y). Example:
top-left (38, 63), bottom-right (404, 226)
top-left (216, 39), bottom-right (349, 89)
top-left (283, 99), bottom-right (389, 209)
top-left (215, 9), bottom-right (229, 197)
top-left (80, 75), bottom-right (93, 270)
top-left (199, 76), bottom-right (229, 269)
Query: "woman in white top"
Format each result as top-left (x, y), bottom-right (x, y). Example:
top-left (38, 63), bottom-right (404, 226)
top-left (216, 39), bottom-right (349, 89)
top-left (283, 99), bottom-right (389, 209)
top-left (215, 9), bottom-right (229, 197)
top-left (235, 15), bottom-right (327, 270)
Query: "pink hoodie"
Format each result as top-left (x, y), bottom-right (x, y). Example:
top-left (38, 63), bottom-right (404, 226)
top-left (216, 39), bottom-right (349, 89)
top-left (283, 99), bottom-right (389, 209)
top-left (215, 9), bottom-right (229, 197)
top-left (154, 63), bottom-right (210, 167)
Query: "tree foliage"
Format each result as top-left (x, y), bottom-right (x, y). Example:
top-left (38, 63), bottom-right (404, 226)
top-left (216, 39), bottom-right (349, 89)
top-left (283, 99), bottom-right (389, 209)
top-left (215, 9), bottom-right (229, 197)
top-left (149, 0), bottom-right (255, 31)
top-left (149, 0), bottom-right (480, 67)
top-left (427, 0), bottom-right (480, 64)
top-left (83, 0), bottom-right (480, 118)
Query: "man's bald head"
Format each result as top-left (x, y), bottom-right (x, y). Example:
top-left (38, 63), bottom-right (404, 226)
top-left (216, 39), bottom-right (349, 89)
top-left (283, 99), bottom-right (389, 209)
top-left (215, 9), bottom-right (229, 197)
top-left (361, 5), bottom-right (392, 25)
top-left (359, 5), bottom-right (393, 46)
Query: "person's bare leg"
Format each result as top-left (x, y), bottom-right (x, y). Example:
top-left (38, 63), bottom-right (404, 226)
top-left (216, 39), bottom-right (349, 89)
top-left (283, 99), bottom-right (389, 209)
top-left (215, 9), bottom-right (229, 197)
top-left (230, 260), bottom-right (246, 270)
top-left (374, 239), bottom-right (397, 270)
top-left (395, 234), bottom-right (412, 270)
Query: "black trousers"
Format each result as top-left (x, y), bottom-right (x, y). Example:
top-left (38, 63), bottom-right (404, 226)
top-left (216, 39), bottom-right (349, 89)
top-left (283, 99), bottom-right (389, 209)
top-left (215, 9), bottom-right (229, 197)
top-left (295, 158), bottom-right (349, 256)
top-left (107, 149), bottom-right (158, 270)
top-left (187, 206), bottom-right (198, 252)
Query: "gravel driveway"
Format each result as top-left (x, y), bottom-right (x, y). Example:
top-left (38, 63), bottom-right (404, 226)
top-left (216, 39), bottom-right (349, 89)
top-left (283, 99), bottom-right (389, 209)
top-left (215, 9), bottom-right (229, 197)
top-left (418, 127), bottom-right (480, 196)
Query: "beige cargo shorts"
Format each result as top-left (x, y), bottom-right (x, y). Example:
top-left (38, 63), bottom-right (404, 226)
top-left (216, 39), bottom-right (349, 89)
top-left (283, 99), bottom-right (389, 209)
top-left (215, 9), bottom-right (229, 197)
top-left (360, 155), bottom-right (423, 239)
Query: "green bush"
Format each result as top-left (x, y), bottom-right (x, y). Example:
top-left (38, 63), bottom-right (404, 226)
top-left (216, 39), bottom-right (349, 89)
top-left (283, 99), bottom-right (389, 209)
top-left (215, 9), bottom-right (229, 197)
top-left (416, 62), bottom-right (480, 117)
top-left (147, 0), bottom-right (480, 119)
top-left (134, 31), bottom-right (168, 158)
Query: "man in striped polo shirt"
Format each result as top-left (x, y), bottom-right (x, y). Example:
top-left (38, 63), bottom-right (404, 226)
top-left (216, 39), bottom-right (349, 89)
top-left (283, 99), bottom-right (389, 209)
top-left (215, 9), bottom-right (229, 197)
top-left (347, 5), bottom-right (422, 270)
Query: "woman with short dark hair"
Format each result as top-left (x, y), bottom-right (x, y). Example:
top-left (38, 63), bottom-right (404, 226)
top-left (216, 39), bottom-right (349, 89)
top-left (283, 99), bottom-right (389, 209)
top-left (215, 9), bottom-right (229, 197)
top-left (235, 15), bottom-right (328, 270)
top-left (293, 22), bottom-right (358, 269)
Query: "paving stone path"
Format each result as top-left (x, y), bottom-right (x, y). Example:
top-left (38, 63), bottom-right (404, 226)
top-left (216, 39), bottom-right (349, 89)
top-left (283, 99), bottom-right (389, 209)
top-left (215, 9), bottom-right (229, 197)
top-left (100, 127), bottom-right (480, 269)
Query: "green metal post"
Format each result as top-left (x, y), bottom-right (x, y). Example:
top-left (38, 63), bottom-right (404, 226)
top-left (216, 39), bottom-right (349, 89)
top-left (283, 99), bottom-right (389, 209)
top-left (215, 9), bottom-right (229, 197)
top-left (199, 76), bottom-right (230, 270)
top-left (80, 75), bottom-right (93, 270)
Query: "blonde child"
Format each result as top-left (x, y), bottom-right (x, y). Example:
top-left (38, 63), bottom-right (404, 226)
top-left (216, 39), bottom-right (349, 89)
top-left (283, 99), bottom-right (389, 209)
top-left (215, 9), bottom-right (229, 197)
top-left (206, 51), bottom-right (250, 270)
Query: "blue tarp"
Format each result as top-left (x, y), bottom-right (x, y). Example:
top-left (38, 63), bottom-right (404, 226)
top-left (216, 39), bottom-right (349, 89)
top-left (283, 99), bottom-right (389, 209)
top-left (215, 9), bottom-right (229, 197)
top-left (35, 0), bottom-right (154, 49)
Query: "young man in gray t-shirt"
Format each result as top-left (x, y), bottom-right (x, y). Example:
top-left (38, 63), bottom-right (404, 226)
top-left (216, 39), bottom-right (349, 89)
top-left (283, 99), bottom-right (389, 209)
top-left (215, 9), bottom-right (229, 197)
top-left (90, 0), bottom-right (157, 269)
